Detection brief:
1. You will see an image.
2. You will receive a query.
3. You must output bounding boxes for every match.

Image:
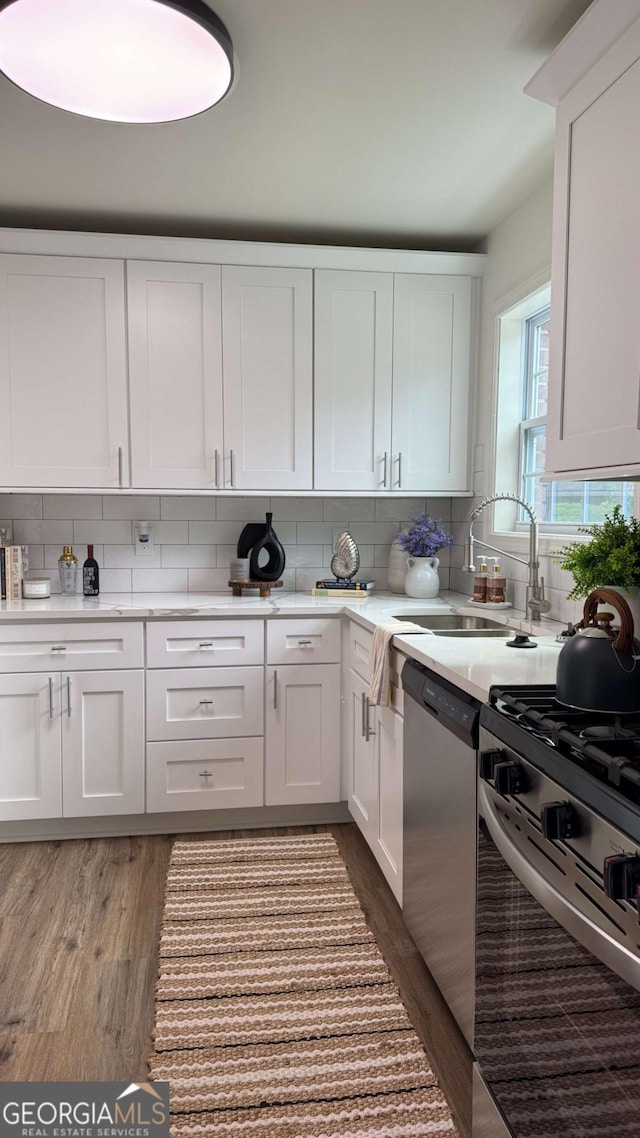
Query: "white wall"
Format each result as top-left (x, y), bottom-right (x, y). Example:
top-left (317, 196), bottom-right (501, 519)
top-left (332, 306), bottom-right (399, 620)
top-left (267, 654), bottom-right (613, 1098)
top-left (449, 177), bottom-right (583, 623)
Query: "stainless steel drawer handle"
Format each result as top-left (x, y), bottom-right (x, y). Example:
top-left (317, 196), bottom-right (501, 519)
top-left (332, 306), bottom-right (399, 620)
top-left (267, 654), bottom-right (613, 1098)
top-left (118, 445), bottom-right (124, 487)
top-left (361, 691), bottom-right (366, 738)
top-left (214, 449), bottom-right (220, 489)
top-left (364, 696), bottom-right (375, 742)
top-left (273, 669), bottom-right (278, 711)
top-left (50, 645), bottom-right (66, 652)
top-left (381, 451), bottom-right (388, 488)
top-left (230, 449), bottom-right (235, 488)
top-left (48, 676), bottom-right (54, 719)
top-left (297, 639), bottom-right (313, 646)
top-left (199, 699), bottom-right (213, 705)
top-left (66, 676), bottom-right (72, 717)
top-left (199, 770), bottom-right (213, 779)
top-left (199, 642), bottom-right (214, 648)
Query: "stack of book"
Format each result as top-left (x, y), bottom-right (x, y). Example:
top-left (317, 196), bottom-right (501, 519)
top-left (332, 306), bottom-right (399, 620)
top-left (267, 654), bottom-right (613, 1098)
top-left (0, 545), bottom-right (25, 601)
top-left (311, 579), bottom-right (376, 599)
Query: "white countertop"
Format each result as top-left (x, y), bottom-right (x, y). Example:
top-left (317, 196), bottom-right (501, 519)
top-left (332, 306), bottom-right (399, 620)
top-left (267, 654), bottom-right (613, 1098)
top-left (0, 588), bottom-right (565, 701)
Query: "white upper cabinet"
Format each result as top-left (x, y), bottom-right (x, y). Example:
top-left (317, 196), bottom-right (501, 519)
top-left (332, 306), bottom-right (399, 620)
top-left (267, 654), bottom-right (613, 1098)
top-left (392, 274), bottom-right (472, 492)
top-left (314, 269), bottom-right (473, 493)
top-left (222, 266), bottom-right (313, 490)
top-left (0, 255), bottom-right (129, 488)
top-left (127, 261), bottom-right (223, 489)
top-left (314, 270), bottom-right (393, 491)
top-left (527, 7), bottom-right (640, 476)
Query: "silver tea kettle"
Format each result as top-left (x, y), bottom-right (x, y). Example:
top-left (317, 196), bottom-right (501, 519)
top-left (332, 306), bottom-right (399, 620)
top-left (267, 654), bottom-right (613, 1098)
top-left (556, 587), bottom-right (640, 713)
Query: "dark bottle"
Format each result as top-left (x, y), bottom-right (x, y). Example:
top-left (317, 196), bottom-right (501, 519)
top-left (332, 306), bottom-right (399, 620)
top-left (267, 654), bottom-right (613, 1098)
top-left (249, 512), bottom-right (286, 582)
top-left (83, 544), bottom-right (100, 596)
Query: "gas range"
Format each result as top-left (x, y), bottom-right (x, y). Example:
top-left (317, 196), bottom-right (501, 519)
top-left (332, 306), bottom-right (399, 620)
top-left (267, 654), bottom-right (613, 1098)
top-left (481, 683), bottom-right (640, 844)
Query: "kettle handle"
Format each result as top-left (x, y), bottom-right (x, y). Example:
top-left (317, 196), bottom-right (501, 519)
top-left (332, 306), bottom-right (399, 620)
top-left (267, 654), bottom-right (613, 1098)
top-left (583, 587), bottom-right (635, 652)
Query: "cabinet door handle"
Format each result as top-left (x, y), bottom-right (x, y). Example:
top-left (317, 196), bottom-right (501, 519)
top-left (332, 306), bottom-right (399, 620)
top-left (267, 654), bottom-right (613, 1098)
top-left (381, 451), bottom-right (388, 488)
top-left (214, 449), bottom-right (220, 489)
top-left (395, 452), bottom-right (403, 489)
top-left (361, 691), bottom-right (366, 738)
top-left (230, 449), bottom-right (236, 488)
top-left (118, 445), bottom-right (124, 487)
top-left (365, 696), bottom-right (376, 742)
top-left (66, 676), bottom-right (72, 717)
top-left (273, 669), bottom-right (278, 711)
top-left (48, 676), bottom-right (54, 719)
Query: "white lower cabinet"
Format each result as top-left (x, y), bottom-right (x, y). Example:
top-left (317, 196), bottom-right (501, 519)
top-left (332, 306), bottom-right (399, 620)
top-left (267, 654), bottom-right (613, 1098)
top-left (265, 664), bottom-right (341, 805)
top-left (62, 670), bottom-right (144, 817)
top-left (146, 738), bottom-right (264, 812)
top-left (346, 666), bottom-right (404, 905)
top-left (0, 668), bottom-right (144, 821)
top-left (0, 672), bottom-right (62, 821)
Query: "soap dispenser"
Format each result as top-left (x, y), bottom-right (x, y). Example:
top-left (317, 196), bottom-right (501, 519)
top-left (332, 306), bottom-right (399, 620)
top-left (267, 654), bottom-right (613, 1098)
top-left (487, 558), bottom-right (507, 604)
top-left (473, 559), bottom-right (488, 603)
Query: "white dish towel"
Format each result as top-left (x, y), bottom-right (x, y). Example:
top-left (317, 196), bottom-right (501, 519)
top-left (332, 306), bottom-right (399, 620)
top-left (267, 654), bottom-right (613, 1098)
top-left (369, 620), bottom-right (424, 707)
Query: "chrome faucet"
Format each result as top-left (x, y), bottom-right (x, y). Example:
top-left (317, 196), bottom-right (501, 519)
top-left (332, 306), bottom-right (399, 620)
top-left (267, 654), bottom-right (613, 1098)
top-left (463, 492), bottom-right (551, 623)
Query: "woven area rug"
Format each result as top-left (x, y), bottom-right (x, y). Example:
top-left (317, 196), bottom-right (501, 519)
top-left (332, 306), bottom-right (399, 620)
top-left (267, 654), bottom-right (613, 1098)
top-left (149, 832), bottom-right (459, 1137)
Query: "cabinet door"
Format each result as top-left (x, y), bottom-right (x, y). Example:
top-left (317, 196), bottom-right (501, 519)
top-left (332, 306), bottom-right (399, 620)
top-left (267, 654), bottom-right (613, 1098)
top-left (265, 663), bottom-right (340, 805)
top-left (314, 270), bottom-right (393, 490)
top-left (0, 672), bottom-right (62, 820)
top-left (546, 50), bottom-right (640, 473)
top-left (346, 668), bottom-right (377, 843)
top-left (62, 670), bottom-right (144, 817)
top-left (0, 255), bottom-right (129, 488)
top-left (222, 266), bottom-right (313, 490)
top-left (127, 261), bottom-right (224, 489)
top-left (392, 274), bottom-right (472, 492)
top-left (373, 704), bottom-right (403, 905)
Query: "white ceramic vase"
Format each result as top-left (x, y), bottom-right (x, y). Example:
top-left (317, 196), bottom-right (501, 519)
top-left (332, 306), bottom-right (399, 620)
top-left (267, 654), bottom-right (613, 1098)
top-left (387, 539), bottom-right (409, 593)
top-left (405, 556), bottom-right (440, 599)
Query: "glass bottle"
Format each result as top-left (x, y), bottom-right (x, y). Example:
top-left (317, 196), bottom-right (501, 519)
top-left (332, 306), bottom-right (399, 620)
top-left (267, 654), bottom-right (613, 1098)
top-left (83, 544), bottom-right (100, 596)
top-left (58, 546), bottom-right (78, 595)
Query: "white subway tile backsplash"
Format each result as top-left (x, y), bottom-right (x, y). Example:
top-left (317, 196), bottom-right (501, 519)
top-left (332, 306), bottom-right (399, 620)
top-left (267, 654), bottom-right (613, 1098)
top-left (271, 498), bottom-right (323, 521)
top-left (160, 496), bottom-right (216, 520)
top-left (324, 498), bottom-right (376, 522)
top-left (132, 568), bottom-right (189, 592)
top-left (0, 494), bottom-right (43, 519)
top-left (1, 493), bottom-right (463, 596)
top-left (74, 520), bottom-right (132, 545)
top-left (216, 497), bottom-right (271, 521)
top-left (426, 498), bottom-right (454, 522)
top-left (43, 494), bottom-right (103, 520)
top-left (100, 569), bottom-right (133, 592)
top-left (13, 519), bottom-right (74, 545)
top-left (103, 495), bottom-right (160, 520)
top-left (162, 545), bottom-right (216, 568)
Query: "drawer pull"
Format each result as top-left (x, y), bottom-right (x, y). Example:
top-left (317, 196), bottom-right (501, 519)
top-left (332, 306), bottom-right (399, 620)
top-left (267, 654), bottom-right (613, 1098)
top-left (199, 699), bottom-right (213, 705)
top-left (48, 676), bottom-right (54, 719)
top-left (297, 639), bottom-right (313, 646)
top-left (273, 669), bottom-right (278, 711)
top-left (67, 676), bottom-right (72, 717)
top-left (199, 770), bottom-right (213, 780)
top-left (199, 642), bottom-right (214, 648)
top-left (50, 645), bottom-right (67, 652)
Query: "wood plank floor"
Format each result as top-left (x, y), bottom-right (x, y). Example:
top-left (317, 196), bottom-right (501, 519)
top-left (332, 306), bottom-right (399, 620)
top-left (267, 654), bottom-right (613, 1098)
top-left (0, 823), bottom-right (472, 1138)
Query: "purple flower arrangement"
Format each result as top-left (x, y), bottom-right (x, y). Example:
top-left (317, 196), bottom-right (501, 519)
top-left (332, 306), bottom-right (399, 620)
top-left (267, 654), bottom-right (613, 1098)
top-left (396, 511), bottom-right (453, 558)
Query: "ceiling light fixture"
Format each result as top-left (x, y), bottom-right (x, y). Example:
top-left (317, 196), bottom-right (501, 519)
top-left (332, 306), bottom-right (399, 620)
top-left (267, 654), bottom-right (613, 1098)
top-left (0, 0), bottom-right (234, 123)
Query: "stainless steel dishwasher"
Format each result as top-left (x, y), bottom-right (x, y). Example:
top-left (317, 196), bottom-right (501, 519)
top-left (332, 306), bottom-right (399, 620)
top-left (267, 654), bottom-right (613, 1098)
top-left (402, 658), bottom-right (480, 1047)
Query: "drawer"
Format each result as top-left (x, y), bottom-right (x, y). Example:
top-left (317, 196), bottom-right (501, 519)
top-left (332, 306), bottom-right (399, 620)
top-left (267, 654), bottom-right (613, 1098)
top-left (0, 622), bottom-right (144, 673)
top-left (146, 738), bottom-right (264, 812)
top-left (267, 618), bottom-right (340, 665)
top-left (146, 666), bottom-right (263, 741)
top-left (348, 620), bottom-right (373, 682)
top-left (146, 619), bottom-right (263, 669)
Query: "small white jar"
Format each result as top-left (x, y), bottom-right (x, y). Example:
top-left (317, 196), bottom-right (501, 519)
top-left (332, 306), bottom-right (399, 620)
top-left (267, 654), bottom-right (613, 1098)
top-left (405, 556), bottom-right (440, 599)
top-left (23, 578), bottom-right (51, 599)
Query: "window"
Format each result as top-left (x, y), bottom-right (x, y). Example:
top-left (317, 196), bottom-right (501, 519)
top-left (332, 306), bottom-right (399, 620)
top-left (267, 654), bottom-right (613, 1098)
top-left (494, 284), bottom-right (635, 535)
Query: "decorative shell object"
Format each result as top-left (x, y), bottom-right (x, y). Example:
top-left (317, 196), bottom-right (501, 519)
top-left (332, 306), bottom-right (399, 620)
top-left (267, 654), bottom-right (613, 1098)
top-left (330, 531), bottom-right (360, 581)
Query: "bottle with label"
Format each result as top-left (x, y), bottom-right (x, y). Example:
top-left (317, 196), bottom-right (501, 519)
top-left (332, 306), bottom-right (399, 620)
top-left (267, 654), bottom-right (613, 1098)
top-left (487, 558), bottom-right (507, 604)
top-left (473, 560), bottom-right (488, 603)
top-left (58, 546), bottom-right (78, 595)
top-left (83, 544), bottom-right (100, 596)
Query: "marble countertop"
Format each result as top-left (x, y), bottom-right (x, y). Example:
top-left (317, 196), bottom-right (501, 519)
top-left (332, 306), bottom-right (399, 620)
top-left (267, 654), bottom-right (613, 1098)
top-left (0, 588), bottom-right (565, 701)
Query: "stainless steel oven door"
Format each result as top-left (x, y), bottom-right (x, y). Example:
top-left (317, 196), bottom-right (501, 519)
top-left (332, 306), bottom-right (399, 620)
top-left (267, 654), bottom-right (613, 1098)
top-left (475, 775), bottom-right (640, 1138)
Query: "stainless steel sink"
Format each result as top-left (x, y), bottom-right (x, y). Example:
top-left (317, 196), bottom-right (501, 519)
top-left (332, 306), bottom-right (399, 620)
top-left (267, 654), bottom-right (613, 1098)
top-left (392, 613), bottom-right (515, 637)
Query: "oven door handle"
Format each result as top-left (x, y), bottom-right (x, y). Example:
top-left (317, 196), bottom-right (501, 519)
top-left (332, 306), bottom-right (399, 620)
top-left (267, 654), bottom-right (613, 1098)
top-left (479, 781), bottom-right (640, 993)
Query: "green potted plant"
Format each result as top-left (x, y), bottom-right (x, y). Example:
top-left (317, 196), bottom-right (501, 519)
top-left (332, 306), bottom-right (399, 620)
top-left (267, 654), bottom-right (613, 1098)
top-left (553, 505), bottom-right (640, 628)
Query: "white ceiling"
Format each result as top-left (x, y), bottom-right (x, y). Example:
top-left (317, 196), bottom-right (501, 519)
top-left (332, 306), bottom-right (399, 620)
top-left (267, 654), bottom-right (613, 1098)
top-left (0, 0), bottom-right (592, 249)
